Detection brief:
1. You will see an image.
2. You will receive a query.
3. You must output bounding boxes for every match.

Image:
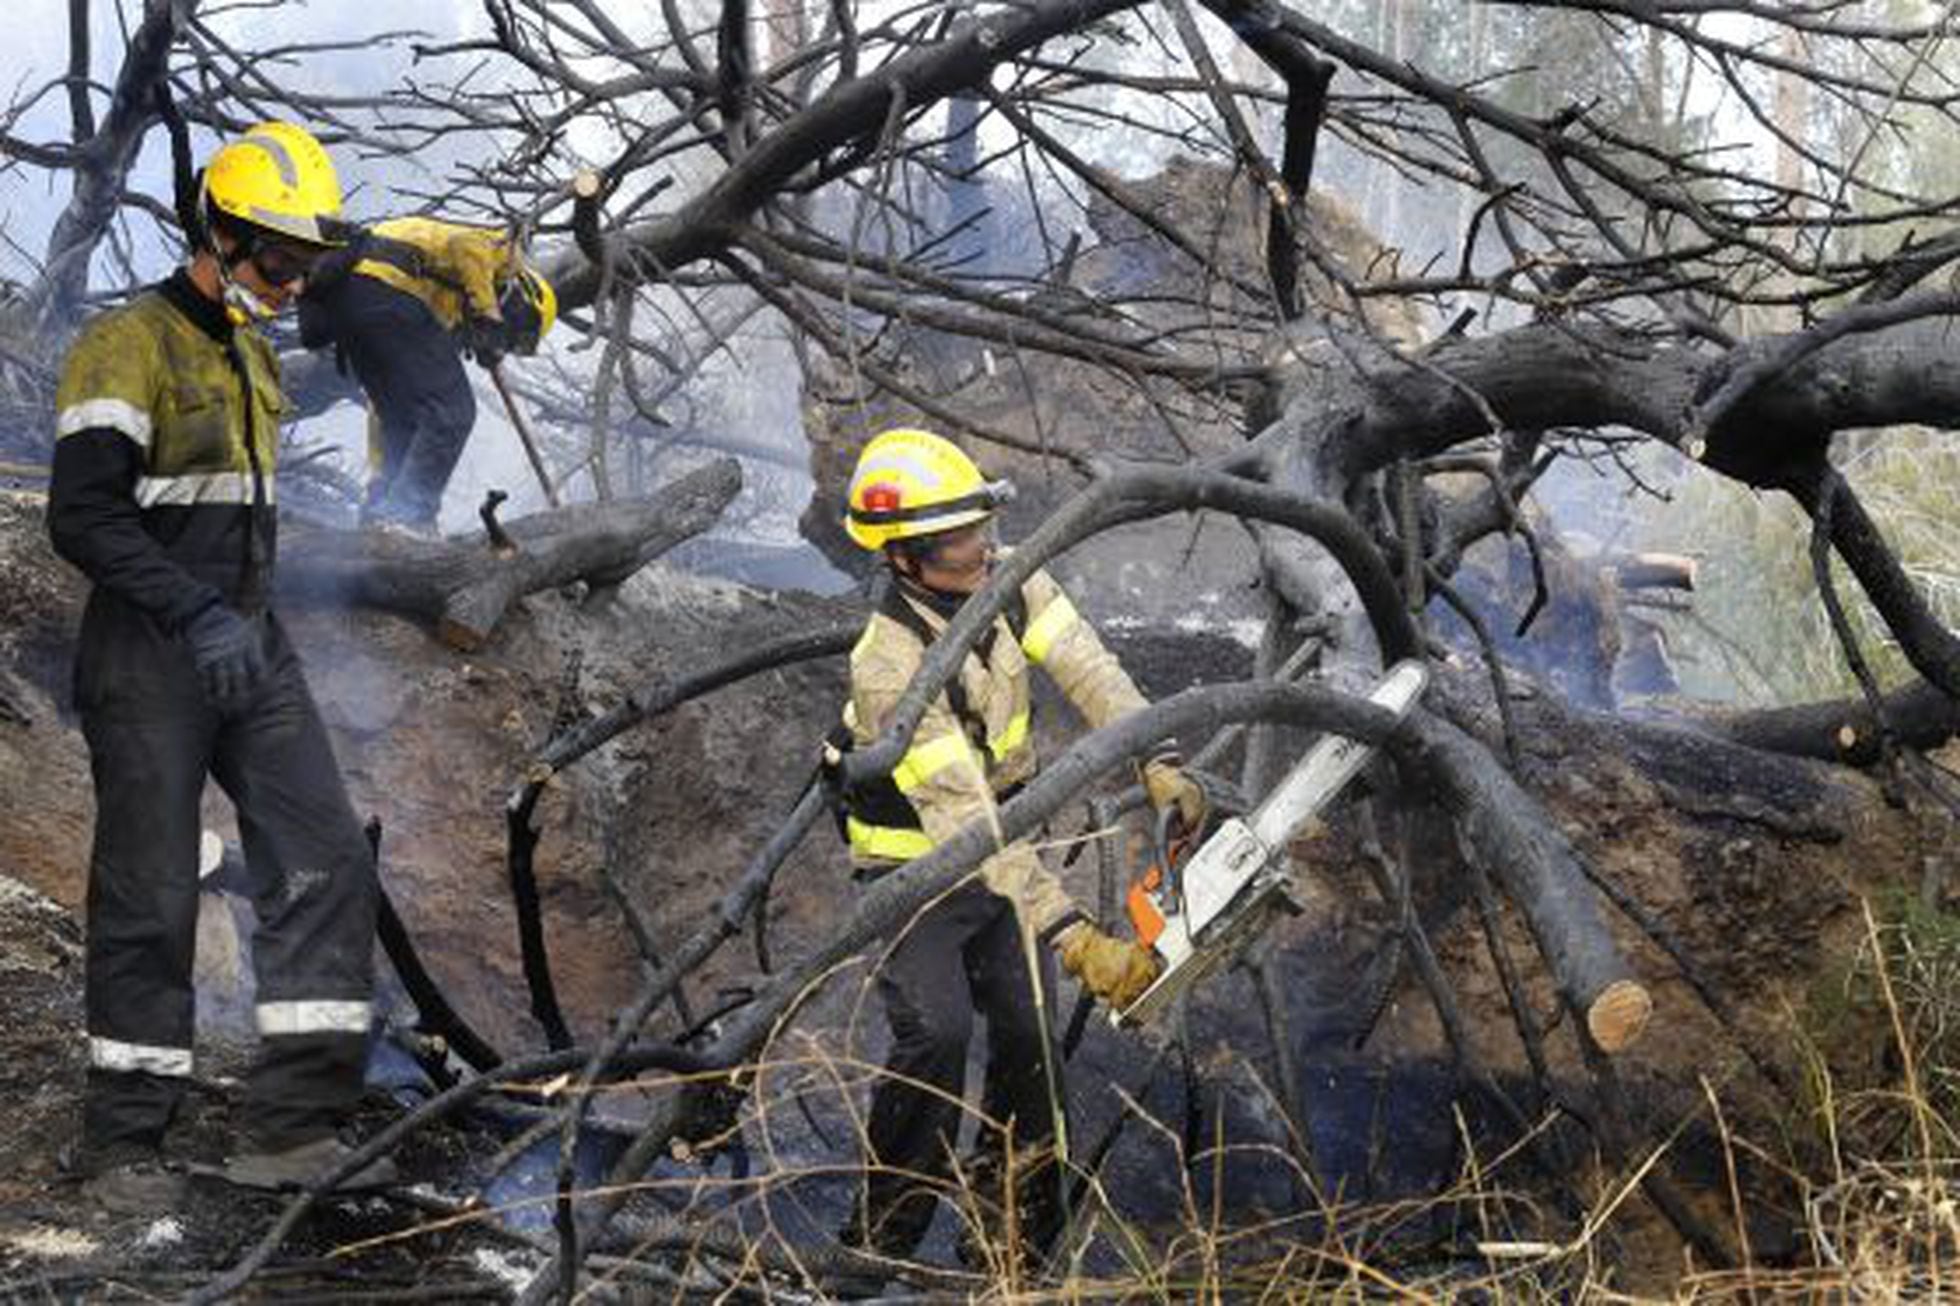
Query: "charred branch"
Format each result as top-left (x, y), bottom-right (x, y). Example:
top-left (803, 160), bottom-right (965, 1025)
top-left (505, 622), bottom-right (855, 1058)
top-left (1711, 680), bottom-right (1960, 767)
top-left (1250, 317), bottom-right (1960, 705)
top-left (1195, 0), bottom-right (1336, 321)
top-left (1402, 711), bottom-right (1651, 1053)
top-left (366, 819), bottom-right (502, 1075)
top-left (544, 0), bottom-right (1148, 311)
top-left (1786, 463), bottom-right (1960, 705)
top-left (274, 458), bottom-right (741, 650)
top-left (27, 0), bottom-right (185, 326)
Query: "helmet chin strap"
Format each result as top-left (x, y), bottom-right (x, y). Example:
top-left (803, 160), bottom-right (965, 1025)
top-left (213, 250), bottom-right (275, 323)
top-left (199, 205), bottom-right (275, 323)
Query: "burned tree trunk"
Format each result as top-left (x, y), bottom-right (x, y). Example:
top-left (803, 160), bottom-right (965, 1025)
top-left (274, 458), bottom-right (741, 649)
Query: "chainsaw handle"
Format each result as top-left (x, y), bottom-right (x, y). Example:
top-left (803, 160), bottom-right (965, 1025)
top-left (1152, 805), bottom-right (1184, 907)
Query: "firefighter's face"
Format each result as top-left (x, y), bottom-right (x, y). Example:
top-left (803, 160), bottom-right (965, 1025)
top-left (910, 522), bottom-right (995, 594)
top-left (213, 229), bottom-right (318, 313)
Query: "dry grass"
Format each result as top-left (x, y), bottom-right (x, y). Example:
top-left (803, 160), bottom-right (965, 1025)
top-left (282, 892), bottom-right (1960, 1301)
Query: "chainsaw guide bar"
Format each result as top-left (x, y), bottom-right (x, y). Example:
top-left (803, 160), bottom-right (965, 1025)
top-left (1112, 659), bottom-right (1430, 1030)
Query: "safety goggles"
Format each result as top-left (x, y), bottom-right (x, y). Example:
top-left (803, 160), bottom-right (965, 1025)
top-left (910, 519), bottom-right (999, 575)
top-left (249, 241), bottom-right (327, 288)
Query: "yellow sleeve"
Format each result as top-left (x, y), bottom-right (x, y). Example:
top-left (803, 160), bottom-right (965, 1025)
top-left (852, 616), bottom-right (1082, 937)
top-left (54, 310), bottom-right (162, 450)
top-left (1020, 569), bottom-right (1149, 731)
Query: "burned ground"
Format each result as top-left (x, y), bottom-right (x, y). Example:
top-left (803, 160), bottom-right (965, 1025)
top-left (0, 463), bottom-right (1952, 1299)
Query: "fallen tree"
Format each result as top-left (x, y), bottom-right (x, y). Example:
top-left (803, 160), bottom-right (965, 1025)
top-left (13, 0), bottom-right (1960, 1299)
top-left (273, 458), bottom-right (742, 649)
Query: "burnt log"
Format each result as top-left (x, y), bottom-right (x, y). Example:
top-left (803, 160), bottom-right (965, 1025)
top-left (273, 458), bottom-right (741, 649)
top-left (1404, 711), bottom-right (1652, 1052)
top-left (1709, 679), bottom-right (1960, 767)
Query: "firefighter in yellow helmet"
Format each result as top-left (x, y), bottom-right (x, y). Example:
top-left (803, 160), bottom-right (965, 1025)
top-left (835, 428), bottom-right (1205, 1262)
top-left (298, 215), bottom-right (557, 534)
top-left (47, 122), bottom-right (391, 1213)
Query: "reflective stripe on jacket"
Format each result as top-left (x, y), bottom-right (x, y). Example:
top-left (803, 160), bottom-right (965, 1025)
top-left (49, 274), bottom-right (284, 624)
top-left (353, 216), bottom-right (515, 329)
top-left (847, 567), bottom-right (1149, 937)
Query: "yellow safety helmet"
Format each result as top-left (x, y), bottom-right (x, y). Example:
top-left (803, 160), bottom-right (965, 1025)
top-left (201, 121), bottom-right (348, 248)
top-left (844, 428), bottom-right (1013, 552)
top-left (499, 265), bottom-right (557, 353)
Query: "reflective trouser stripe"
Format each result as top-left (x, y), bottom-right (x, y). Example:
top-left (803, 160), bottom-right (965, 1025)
top-left (58, 398), bottom-right (154, 447)
top-left (134, 470), bottom-right (273, 507)
top-left (893, 731), bottom-right (977, 794)
top-left (847, 816), bottom-right (937, 862)
top-left (1021, 593), bottom-right (1079, 665)
top-left (89, 1036), bottom-right (193, 1077)
top-left (256, 1000), bottom-right (371, 1037)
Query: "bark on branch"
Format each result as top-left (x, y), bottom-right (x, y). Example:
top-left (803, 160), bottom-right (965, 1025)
top-left (275, 458), bottom-right (741, 649)
top-left (1404, 712), bottom-right (1652, 1053)
top-left (28, 0), bottom-right (187, 327)
top-left (1711, 680), bottom-right (1960, 766)
top-left (545, 0), bottom-right (1146, 309)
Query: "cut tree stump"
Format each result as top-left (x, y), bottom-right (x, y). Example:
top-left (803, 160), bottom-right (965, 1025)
top-left (275, 458), bottom-right (742, 650)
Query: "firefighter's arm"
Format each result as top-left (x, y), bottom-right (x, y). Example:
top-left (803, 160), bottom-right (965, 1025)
top-left (1021, 569), bottom-right (1202, 825)
top-left (47, 318), bottom-right (223, 632)
top-left (1020, 569), bottom-right (1149, 730)
top-left (853, 637), bottom-right (1085, 940)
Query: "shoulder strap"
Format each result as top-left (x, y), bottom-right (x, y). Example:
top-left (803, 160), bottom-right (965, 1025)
top-left (362, 233), bottom-right (474, 299)
top-left (879, 586), bottom-right (983, 743)
top-left (1005, 585), bottom-right (1029, 647)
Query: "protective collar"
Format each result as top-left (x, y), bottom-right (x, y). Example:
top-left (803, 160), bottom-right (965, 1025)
top-left (159, 269), bottom-right (235, 343)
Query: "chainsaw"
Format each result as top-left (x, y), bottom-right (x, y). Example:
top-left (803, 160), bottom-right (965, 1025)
top-left (1112, 659), bottom-right (1430, 1029)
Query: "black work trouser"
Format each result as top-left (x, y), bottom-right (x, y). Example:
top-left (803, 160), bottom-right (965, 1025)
top-left (321, 275), bottom-right (475, 529)
top-left (858, 878), bottom-right (1062, 1257)
top-left (76, 595), bottom-right (377, 1155)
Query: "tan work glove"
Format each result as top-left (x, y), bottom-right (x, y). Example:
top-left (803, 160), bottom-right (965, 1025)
top-left (1055, 922), bottom-right (1161, 1010)
top-left (1142, 756), bottom-right (1207, 833)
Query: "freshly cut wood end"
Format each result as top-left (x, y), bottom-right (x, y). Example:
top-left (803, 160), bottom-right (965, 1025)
top-left (572, 170), bottom-right (603, 199)
top-left (1587, 979), bottom-right (1653, 1054)
top-left (1836, 723), bottom-right (1859, 751)
top-left (437, 617), bottom-right (488, 653)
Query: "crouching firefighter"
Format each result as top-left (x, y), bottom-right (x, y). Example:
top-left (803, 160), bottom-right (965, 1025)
top-left (297, 215), bottom-right (557, 534)
top-left (828, 428), bottom-right (1207, 1264)
top-left (48, 122), bottom-right (392, 1212)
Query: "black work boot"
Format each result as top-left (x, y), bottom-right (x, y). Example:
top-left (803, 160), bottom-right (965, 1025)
top-left (221, 1135), bottom-right (399, 1193)
top-left (68, 1143), bottom-right (188, 1217)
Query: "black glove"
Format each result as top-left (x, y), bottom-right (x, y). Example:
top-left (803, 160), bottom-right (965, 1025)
top-left (459, 316), bottom-right (506, 369)
top-left (182, 604), bottom-right (266, 705)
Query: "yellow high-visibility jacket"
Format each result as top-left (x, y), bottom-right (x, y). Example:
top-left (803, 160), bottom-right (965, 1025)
top-left (353, 216), bottom-right (516, 329)
top-left (847, 567), bottom-right (1150, 939)
top-left (50, 273), bottom-right (286, 622)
